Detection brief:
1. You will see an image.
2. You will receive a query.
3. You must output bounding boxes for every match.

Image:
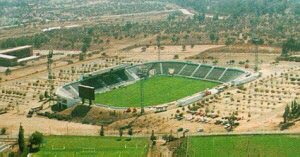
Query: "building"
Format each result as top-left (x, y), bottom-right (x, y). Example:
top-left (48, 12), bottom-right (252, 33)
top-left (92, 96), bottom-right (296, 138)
top-left (0, 45), bottom-right (33, 67)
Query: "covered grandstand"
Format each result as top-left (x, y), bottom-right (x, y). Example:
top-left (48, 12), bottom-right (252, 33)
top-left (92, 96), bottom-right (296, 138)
top-left (56, 61), bottom-right (257, 106)
top-left (0, 45), bottom-right (37, 67)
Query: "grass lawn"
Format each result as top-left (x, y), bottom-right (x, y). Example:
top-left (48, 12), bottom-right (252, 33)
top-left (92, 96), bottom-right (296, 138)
top-left (95, 75), bottom-right (219, 107)
top-left (33, 136), bottom-right (149, 157)
top-left (176, 135), bottom-right (300, 157)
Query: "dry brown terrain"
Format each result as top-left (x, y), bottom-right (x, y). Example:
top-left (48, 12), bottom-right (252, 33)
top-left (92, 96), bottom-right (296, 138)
top-left (0, 44), bottom-right (299, 138)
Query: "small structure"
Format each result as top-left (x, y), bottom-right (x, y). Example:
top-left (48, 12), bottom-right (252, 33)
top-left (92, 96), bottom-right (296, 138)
top-left (154, 106), bottom-right (168, 113)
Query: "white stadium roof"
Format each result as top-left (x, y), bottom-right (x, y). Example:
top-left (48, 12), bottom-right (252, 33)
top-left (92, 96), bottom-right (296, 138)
top-left (0, 54), bottom-right (17, 59)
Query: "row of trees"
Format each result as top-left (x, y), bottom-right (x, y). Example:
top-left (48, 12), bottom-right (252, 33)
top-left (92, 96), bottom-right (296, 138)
top-left (99, 126), bottom-right (157, 145)
top-left (1, 0), bottom-right (167, 27)
top-left (79, 29), bottom-right (93, 60)
top-left (18, 124), bottom-right (44, 154)
top-left (0, 34), bottom-right (49, 49)
top-left (0, 11), bottom-right (297, 51)
top-left (281, 38), bottom-right (300, 57)
top-left (283, 100), bottom-right (300, 123)
top-left (170, 0), bottom-right (291, 16)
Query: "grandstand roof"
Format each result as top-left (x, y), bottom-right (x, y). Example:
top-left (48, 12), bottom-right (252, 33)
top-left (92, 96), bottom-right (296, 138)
top-left (0, 45), bottom-right (32, 54)
top-left (17, 56), bottom-right (39, 62)
top-left (0, 54), bottom-right (17, 59)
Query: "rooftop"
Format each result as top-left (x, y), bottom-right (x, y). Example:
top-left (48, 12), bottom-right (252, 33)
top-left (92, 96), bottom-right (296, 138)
top-left (17, 56), bottom-right (40, 63)
top-left (0, 45), bottom-right (32, 54)
top-left (0, 54), bottom-right (17, 59)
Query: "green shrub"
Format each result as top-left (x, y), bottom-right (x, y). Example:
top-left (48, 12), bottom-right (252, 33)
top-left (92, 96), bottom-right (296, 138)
top-left (51, 103), bottom-right (67, 112)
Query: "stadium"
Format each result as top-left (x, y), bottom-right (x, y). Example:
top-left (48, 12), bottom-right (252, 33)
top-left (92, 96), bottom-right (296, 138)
top-left (56, 61), bottom-right (259, 109)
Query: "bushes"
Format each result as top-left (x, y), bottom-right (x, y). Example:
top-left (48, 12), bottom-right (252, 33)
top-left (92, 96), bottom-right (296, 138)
top-left (0, 128), bottom-right (6, 135)
top-left (38, 112), bottom-right (71, 121)
top-left (280, 122), bottom-right (295, 130)
top-left (162, 134), bottom-right (176, 142)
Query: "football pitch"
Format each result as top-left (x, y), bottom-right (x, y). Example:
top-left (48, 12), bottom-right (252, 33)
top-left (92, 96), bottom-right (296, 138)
top-left (95, 76), bottom-right (219, 107)
top-left (32, 136), bottom-right (149, 157)
top-left (176, 135), bottom-right (300, 157)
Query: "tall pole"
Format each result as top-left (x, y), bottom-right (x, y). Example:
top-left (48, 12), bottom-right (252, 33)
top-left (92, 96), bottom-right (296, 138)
top-left (47, 50), bottom-right (54, 107)
top-left (139, 66), bottom-right (148, 114)
top-left (140, 77), bottom-right (144, 114)
top-left (252, 38), bottom-right (260, 72)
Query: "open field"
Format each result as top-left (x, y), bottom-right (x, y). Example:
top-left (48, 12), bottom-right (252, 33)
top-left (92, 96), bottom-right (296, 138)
top-left (33, 136), bottom-right (149, 157)
top-left (95, 76), bottom-right (219, 107)
top-left (177, 134), bottom-right (300, 157)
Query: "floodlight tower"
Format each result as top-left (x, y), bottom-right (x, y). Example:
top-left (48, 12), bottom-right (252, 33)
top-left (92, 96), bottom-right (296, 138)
top-left (137, 66), bottom-right (149, 115)
top-left (47, 50), bottom-right (54, 106)
top-left (252, 37), bottom-right (260, 72)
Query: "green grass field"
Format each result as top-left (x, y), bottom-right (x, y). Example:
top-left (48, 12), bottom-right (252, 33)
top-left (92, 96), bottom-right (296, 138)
top-left (176, 135), bottom-right (300, 157)
top-left (95, 76), bottom-right (219, 107)
top-left (33, 136), bottom-right (149, 157)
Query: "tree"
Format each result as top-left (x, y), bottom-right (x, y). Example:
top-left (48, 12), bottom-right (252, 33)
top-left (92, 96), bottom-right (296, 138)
top-left (162, 134), bottom-right (175, 142)
top-left (79, 53), bottom-right (85, 61)
top-left (283, 105), bottom-right (290, 123)
top-left (5, 68), bottom-right (11, 75)
top-left (100, 125), bottom-right (104, 136)
top-left (18, 124), bottom-right (25, 152)
top-left (44, 91), bottom-right (49, 98)
top-left (128, 128), bottom-right (133, 137)
top-left (194, 13), bottom-right (205, 22)
top-left (8, 152), bottom-right (15, 157)
top-left (171, 35), bottom-right (179, 44)
top-left (83, 36), bottom-right (92, 48)
top-left (225, 37), bottom-right (235, 46)
top-left (0, 128), bottom-right (6, 135)
top-left (29, 131), bottom-right (44, 151)
top-left (156, 35), bottom-right (161, 48)
top-left (182, 45), bottom-right (186, 51)
top-left (281, 38), bottom-right (300, 57)
top-left (284, 100), bottom-right (300, 121)
top-left (150, 130), bottom-right (156, 145)
top-left (81, 44), bottom-right (88, 54)
top-left (252, 38), bottom-right (264, 45)
top-left (209, 33), bottom-right (219, 43)
top-left (119, 128), bottom-right (123, 138)
top-left (227, 114), bottom-right (237, 131)
top-left (39, 94), bottom-right (44, 101)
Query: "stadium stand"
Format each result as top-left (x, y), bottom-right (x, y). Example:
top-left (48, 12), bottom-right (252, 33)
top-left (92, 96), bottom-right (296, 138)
top-left (219, 69), bottom-right (245, 82)
top-left (115, 69), bottom-right (129, 81)
top-left (206, 67), bottom-right (226, 81)
top-left (192, 65), bottom-right (213, 78)
top-left (161, 62), bottom-right (185, 75)
top-left (150, 62), bottom-right (162, 75)
top-left (179, 63), bottom-right (198, 76)
top-left (80, 76), bottom-right (105, 89)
